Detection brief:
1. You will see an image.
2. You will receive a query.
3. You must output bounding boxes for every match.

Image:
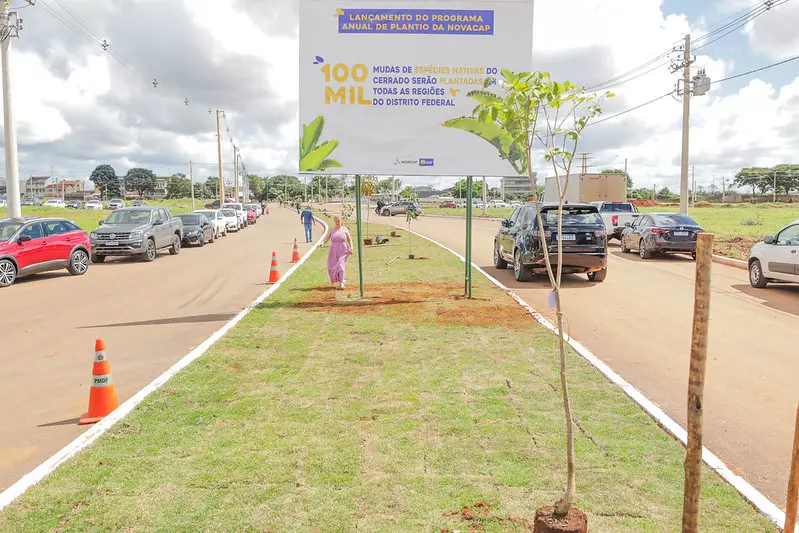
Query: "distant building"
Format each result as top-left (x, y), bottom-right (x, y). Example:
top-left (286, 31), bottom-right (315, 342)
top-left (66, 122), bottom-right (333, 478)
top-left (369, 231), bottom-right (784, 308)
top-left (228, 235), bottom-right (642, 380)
top-left (44, 180), bottom-right (85, 199)
top-left (0, 178), bottom-right (5, 196)
top-left (501, 174), bottom-right (537, 197)
top-left (25, 176), bottom-right (50, 198)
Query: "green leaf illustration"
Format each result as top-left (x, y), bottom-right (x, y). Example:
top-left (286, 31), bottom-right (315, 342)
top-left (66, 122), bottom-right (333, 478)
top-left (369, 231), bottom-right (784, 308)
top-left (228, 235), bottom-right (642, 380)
top-left (300, 140), bottom-right (339, 172)
top-left (318, 159), bottom-right (342, 170)
top-left (300, 116), bottom-right (325, 159)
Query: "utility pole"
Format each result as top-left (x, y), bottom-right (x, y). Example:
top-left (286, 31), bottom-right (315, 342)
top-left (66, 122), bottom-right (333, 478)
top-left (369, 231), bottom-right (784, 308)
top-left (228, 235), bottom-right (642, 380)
top-left (624, 158), bottom-right (628, 175)
top-left (773, 172), bottom-right (777, 203)
top-left (721, 176), bottom-right (727, 202)
top-left (691, 165), bottom-right (695, 205)
top-left (215, 110), bottom-right (224, 204)
top-left (189, 160), bottom-right (195, 211)
top-left (233, 147), bottom-right (239, 203)
top-left (2, 3), bottom-right (22, 218)
top-left (482, 176), bottom-right (487, 216)
top-left (678, 34), bottom-right (693, 215)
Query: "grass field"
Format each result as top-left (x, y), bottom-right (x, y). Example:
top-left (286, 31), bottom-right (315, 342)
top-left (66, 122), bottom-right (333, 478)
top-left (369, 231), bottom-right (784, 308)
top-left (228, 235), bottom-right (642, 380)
top-left (0, 220), bottom-right (779, 532)
top-left (0, 199), bottom-right (203, 232)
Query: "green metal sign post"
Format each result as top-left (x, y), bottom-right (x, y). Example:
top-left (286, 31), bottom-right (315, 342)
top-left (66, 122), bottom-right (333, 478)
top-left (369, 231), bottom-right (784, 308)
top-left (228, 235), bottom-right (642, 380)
top-left (355, 174), bottom-right (365, 298)
top-left (465, 176), bottom-right (473, 299)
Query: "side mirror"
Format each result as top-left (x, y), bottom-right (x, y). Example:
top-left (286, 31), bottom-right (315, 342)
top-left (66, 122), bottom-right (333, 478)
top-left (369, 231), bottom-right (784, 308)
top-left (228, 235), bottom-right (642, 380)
top-left (153, 220), bottom-right (164, 226)
top-left (18, 235), bottom-right (32, 243)
top-left (501, 220), bottom-right (510, 228)
top-left (98, 220), bottom-right (104, 225)
top-left (764, 236), bottom-right (775, 244)
top-left (624, 222), bottom-right (632, 227)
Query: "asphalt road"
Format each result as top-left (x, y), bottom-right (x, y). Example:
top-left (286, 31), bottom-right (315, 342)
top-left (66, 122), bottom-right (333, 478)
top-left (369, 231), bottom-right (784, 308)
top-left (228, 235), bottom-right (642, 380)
top-left (0, 208), bottom-right (312, 491)
top-left (409, 213), bottom-right (798, 509)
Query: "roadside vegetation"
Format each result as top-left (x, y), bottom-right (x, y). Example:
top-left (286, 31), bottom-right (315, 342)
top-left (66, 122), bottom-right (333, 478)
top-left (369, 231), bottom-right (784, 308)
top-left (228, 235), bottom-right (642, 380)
top-left (0, 219), bottom-right (777, 532)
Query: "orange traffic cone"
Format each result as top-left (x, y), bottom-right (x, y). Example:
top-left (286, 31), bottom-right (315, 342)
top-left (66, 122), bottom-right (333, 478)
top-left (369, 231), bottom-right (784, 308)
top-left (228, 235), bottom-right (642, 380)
top-left (268, 252), bottom-right (281, 283)
top-left (266, 207), bottom-right (270, 215)
top-left (79, 339), bottom-right (119, 425)
top-left (291, 239), bottom-right (301, 263)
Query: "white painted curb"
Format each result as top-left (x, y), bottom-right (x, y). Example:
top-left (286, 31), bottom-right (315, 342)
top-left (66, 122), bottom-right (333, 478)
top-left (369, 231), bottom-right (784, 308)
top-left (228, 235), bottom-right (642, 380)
top-left (713, 254), bottom-right (748, 270)
top-left (0, 219), bottom-right (330, 512)
top-left (393, 224), bottom-right (792, 532)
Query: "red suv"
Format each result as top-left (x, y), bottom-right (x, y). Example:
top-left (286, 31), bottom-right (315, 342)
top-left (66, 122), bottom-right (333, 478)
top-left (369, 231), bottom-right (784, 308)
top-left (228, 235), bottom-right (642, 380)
top-left (246, 207), bottom-right (257, 225)
top-left (0, 217), bottom-right (92, 287)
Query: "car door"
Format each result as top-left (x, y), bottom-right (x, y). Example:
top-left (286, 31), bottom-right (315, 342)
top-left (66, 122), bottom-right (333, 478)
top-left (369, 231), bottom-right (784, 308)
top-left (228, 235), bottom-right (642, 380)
top-left (43, 220), bottom-right (72, 264)
top-left (500, 208), bottom-right (522, 260)
top-left (626, 216), bottom-right (647, 250)
top-left (15, 222), bottom-right (49, 272)
top-left (767, 224), bottom-right (799, 281)
top-left (152, 209), bottom-right (167, 248)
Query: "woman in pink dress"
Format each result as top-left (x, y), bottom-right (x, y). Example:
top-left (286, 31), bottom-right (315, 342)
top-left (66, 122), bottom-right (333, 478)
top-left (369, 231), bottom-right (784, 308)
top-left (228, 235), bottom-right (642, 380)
top-left (323, 216), bottom-right (353, 289)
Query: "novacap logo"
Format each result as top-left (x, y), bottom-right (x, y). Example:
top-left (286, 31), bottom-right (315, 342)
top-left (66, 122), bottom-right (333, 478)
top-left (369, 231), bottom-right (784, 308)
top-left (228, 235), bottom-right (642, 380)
top-left (419, 158), bottom-right (435, 167)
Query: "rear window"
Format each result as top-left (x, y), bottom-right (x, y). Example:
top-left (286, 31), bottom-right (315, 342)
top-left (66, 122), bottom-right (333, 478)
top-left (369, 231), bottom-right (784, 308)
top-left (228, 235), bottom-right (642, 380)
top-left (599, 203), bottom-right (634, 213)
top-left (541, 207), bottom-right (602, 226)
top-left (651, 214), bottom-right (697, 226)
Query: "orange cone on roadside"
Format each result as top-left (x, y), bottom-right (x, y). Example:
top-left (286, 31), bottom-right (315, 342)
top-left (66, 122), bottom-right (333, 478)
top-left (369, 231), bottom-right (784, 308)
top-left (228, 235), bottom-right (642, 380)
top-left (291, 239), bottom-right (301, 263)
top-left (266, 207), bottom-right (270, 215)
top-left (79, 339), bottom-right (119, 425)
top-left (268, 251), bottom-right (281, 283)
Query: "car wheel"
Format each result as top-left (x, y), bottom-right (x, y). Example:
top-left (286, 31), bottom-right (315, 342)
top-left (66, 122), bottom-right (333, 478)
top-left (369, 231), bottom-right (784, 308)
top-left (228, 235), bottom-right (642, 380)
top-left (142, 239), bottom-right (157, 262)
top-left (638, 239), bottom-right (651, 259)
top-left (749, 259), bottom-right (768, 288)
top-left (0, 259), bottom-right (17, 287)
top-left (198, 236), bottom-right (205, 247)
top-left (588, 268), bottom-right (608, 282)
top-left (691, 251), bottom-right (697, 261)
top-left (169, 235), bottom-right (181, 255)
top-left (67, 249), bottom-right (90, 276)
top-left (210, 231), bottom-right (215, 244)
top-left (494, 242), bottom-right (508, 269)
top-left (381, 209), bottom-right (391, 217)
top-left (513, 250), bottom-right (533, 282)
top-left (620, 238), bottom-right (630, 253)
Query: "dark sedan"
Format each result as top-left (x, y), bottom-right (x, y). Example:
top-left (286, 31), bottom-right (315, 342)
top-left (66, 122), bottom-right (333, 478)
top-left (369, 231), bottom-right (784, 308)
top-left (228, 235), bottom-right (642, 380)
top-left (176, 214), bottom-right (215, 247)
top-left (620, 213), bottom-right (703, 260)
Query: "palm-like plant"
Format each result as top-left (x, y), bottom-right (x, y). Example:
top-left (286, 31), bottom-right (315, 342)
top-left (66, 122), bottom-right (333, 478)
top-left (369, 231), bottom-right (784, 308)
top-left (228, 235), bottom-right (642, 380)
top-left (300, 116), bottom-right (342, 172)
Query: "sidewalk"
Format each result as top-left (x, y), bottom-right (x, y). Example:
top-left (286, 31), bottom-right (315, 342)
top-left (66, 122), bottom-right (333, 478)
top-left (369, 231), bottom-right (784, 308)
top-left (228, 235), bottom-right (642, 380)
top-left (0, 220), bottom-right (778, 532)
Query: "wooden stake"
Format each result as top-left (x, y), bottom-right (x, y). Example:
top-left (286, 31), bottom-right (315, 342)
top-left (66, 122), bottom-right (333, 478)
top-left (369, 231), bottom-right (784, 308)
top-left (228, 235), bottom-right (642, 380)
top-left (785, 403), bottom-right (799, 533)
top-left (682, 232), bottom-right (714, 533)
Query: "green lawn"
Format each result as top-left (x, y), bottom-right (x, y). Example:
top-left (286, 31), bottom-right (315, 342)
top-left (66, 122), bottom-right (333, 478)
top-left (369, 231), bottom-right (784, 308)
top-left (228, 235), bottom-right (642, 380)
top-left (640, 203), bottom-right (799, 259)
top-left (0, 220), bottom-right (778, 532)
top-left (423, 207), bottom-right (515, 218)
top-left (0, 199), bottom-right (204, 232)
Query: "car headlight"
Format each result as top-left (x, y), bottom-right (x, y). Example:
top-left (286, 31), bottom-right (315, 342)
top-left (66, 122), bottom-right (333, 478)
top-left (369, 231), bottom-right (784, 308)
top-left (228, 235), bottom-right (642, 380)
top-left (90, 232), bottom-right (99, 240)
top-left (129, 230), bottom-right (143, 239)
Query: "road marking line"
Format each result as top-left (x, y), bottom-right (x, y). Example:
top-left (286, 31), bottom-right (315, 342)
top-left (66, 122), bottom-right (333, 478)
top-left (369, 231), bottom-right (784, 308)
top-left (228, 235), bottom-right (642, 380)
top-left (0, 217), bottom-right (330, 512)
top-left (393, 223), bottom-right (792, 532)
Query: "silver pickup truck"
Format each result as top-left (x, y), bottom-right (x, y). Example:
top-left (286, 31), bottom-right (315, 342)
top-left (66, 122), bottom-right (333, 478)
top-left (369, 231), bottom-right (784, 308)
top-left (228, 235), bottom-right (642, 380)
top-left (90, 206), bottom-right (184, 263)
top-left (591, 201), bottom-right (640, 241)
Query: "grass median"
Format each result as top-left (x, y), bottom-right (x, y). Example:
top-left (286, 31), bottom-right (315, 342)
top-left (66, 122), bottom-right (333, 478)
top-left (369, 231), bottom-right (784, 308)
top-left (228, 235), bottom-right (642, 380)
top-left (0, 220), bottom-right (778, 532)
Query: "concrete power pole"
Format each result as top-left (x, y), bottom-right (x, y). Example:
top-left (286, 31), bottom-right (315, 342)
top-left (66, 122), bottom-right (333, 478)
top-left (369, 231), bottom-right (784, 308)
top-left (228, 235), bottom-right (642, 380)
top-left (233, 147), bottom-right (239, 203)
top-left (679, 34), bottom-right (693, 215)
top-left (215, 110), bottom-right (224, 204)
top-left (482, 177), bottom-right (487, 216)
top-left (1, 3), bottom-right (22, 219)
top-left (691, 165), bottom-right (695, 205)
top-left (189, 160), bottom-right (195, 211)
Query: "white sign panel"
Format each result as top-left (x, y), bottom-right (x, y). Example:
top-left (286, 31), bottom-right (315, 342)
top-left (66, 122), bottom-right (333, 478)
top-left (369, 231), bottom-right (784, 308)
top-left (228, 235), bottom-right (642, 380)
top-left (299, 0), bottom-right (534, 176)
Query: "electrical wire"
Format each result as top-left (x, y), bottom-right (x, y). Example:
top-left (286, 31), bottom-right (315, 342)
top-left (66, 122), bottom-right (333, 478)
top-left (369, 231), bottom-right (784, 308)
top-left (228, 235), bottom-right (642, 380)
top-left (710, 54), bottom-right (799, 85)
top-left (694, 0), bottom-right (790, 52)
top-left (50, 0), bottom-right (104, 43)
top-left (588, 92), bottom-right (675, 127)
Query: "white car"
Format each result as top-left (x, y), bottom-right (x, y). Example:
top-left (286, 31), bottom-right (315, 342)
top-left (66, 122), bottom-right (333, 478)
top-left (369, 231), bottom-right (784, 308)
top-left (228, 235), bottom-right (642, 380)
top-left (219, 208), bottom-right (241, 232)
top-left (42, 199), bottom-right (67, 208)
top-left (748, 219), bottom-right (799, 288)
top-left (0, 199), bottom-right (6, 207)
top-left (228, 203), bottom-right (248, 227)
top-left (85, 200), bottom-right (103, 210)
top-left (193, 209), bottom-right (228, 238)
top-left (488, 200), bottom-right (509, 208)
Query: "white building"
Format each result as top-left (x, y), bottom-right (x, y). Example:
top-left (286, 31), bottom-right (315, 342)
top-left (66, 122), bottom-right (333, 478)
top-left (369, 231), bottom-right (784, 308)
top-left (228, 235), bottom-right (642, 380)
top-left (501, 173), bottom-right (537, 197)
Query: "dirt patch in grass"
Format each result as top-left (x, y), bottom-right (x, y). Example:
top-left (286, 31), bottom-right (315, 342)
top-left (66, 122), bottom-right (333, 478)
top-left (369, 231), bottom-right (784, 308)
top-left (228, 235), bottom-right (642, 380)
top-left (716, 235), bottom-right (758, 259)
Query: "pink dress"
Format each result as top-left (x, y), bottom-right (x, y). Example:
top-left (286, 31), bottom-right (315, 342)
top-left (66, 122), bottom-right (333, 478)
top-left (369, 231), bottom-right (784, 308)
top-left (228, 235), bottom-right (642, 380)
top-left (327, 229), bottom-right (351, 283)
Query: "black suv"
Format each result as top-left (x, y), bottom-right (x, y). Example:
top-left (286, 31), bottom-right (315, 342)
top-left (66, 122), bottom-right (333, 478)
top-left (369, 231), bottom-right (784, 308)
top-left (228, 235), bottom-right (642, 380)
top-left (493, 202), bottom-right (608, 282)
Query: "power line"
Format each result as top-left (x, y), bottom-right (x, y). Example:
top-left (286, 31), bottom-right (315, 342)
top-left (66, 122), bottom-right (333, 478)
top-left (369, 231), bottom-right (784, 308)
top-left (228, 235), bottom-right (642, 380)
top-left (588, 92), bottom-right (675, 127)
top-left (694, 0), bottom-right (790, 52)
top-left (711, 54), bottom-right (799, 85)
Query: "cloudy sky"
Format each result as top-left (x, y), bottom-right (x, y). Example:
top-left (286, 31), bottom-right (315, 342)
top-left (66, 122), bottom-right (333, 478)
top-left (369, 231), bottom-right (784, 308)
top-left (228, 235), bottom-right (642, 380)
top-left (3, 0), bottom-right (798, 192)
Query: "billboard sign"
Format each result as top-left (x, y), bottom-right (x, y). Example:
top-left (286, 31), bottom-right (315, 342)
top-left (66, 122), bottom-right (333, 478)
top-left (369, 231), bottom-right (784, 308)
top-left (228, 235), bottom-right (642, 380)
top-left (299, 0), bottom-right (534, 176)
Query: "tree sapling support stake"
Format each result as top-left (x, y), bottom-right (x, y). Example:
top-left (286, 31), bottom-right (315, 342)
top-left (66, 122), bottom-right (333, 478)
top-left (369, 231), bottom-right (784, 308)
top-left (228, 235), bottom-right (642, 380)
top-left (785, 403), bottom-right (799, 533)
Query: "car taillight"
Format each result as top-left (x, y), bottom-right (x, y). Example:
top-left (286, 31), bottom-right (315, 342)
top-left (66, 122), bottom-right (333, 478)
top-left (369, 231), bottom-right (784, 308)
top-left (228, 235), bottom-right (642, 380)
top-left (651, 229), bottom-right (669, 235)
top-left (612, 215), bottom-right (618, 226)
top-left (531, 230), bottom-right (552, 239)
top-left (595, 230), bottom-right (605, 238)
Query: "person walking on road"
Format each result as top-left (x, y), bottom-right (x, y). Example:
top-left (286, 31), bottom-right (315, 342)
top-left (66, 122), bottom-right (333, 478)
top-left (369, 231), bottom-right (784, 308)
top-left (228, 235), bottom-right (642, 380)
top-left (300, 205), bottom-right (316, 243)
top-left (296, 202), bottom-right (301, 215)
top-left (323, 215), bottom-right (353, 290)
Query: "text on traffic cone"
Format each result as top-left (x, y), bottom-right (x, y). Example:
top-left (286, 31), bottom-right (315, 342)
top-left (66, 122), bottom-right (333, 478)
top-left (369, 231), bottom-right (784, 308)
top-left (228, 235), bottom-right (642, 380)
top-left (269, 251), bottom-right (281, 283)
top-left (79, 338), bottom-right (119, 425)
top-left (291, 239), bottom-right (301, 263)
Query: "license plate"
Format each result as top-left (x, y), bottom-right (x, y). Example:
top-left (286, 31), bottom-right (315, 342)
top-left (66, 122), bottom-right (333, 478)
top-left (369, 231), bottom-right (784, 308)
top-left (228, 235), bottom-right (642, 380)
top-left (557, 234), bottom-right (576, 241)
top-left (674, 232), bottom-right (689, 237)
top-left (106, 241), bottom-right (119, 246)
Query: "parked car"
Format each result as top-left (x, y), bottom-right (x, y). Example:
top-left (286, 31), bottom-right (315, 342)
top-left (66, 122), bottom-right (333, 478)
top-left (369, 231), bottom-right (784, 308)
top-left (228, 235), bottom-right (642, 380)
top-left (22, 198), bottom-right (41, 206)
top-left (488, 200), bottom-right (509, 208)
top-left (66, 200), bottom-right (83, 209)
top-left (0, 199), bottom-right (6, 208)
top-left (131, 200), bottom-right (147, 207)
top-left (90, 206), bottom-right (183, 263)
top-left (620, 213), bottom-right (703, 260)
top-left (748, 219), bottom-right (799, 288)
top-left (42, 199), bottom-right (67, 208)
top-left (229, 203), bottom-right (248, 227)
top-left (205, 199), bottom-right (222, 209)
top-left (245, 203), bottom-right (262, 217)
top-left (85, 200), bottom-right (103, 211)
top-left (107, 199), bottom-right (125, 210)
top-left (439, 201), bottom-right (457, 208)
top-left (494, 202), bottom-right (608, 282)
top-left (176, 213), bottom-right (215, 247)
top-left (245, 207), bottom-right (257, 225)
top-left (192, 209), bottom-right (228, 238)
top-left (592, 201), bottom-right (640, 241)
top-left (379, 201), bottom-right (422, 217)
top-left (0, 217), bottom-right (92, 287)
top-left (219, 208), bottom-right (241, 232)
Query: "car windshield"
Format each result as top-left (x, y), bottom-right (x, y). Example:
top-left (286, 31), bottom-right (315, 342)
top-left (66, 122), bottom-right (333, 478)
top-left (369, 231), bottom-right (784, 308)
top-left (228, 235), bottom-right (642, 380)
top-left (651, 214), bottom-right (698, 226)
top-left (0, 221), bottom-right (23, 242)
top-left (178, 215), bottom-right (202, 225)
top-left (600, 203), bottom-right (634, 213)
top-left (105, 210), bottom-right (152, 225)
top-left (541, 208), bottom-right (602, 226)
top-left (221, 209), bottom-right (235, 216)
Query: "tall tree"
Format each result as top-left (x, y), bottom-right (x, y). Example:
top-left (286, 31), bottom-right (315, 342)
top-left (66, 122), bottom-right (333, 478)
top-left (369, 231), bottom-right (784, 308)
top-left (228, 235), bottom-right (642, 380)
top-left (125, 168), bottom-right (158, 198)
top-left (204, 177), bottom-right (219, 197)
top-left (166, 174), bottom-right (192, 199)
top-left (89, 164), bottom-right (120, 198)
top-left (450, 178), bottom-right (483, 199)
top-left (601, 168), bottom-right (633, 188)
top-left (734, 167), bottom-right (770, 196)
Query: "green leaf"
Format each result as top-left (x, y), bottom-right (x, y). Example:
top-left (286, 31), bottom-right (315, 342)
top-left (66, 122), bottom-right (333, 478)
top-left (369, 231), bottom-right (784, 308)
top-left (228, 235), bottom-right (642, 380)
top-left (318, 159), bottom-right (342, 170)
top-left (300, 140), bottom-right (339, 172)
top-left (466, 89), bottom-right (501, 106)
top-left (300, 116), bottom-right (325, 159)
top-left (442, 117), bottom-right (527, 173)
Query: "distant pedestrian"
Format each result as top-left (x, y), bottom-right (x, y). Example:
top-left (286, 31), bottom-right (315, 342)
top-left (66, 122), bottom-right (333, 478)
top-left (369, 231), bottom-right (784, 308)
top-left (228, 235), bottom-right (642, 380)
top-left (323, 216), bottom-right (353, 290)
top-left (300, 205), bottom-right (316, 243)
top-left (296, 202), bottom-right (301, 214)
